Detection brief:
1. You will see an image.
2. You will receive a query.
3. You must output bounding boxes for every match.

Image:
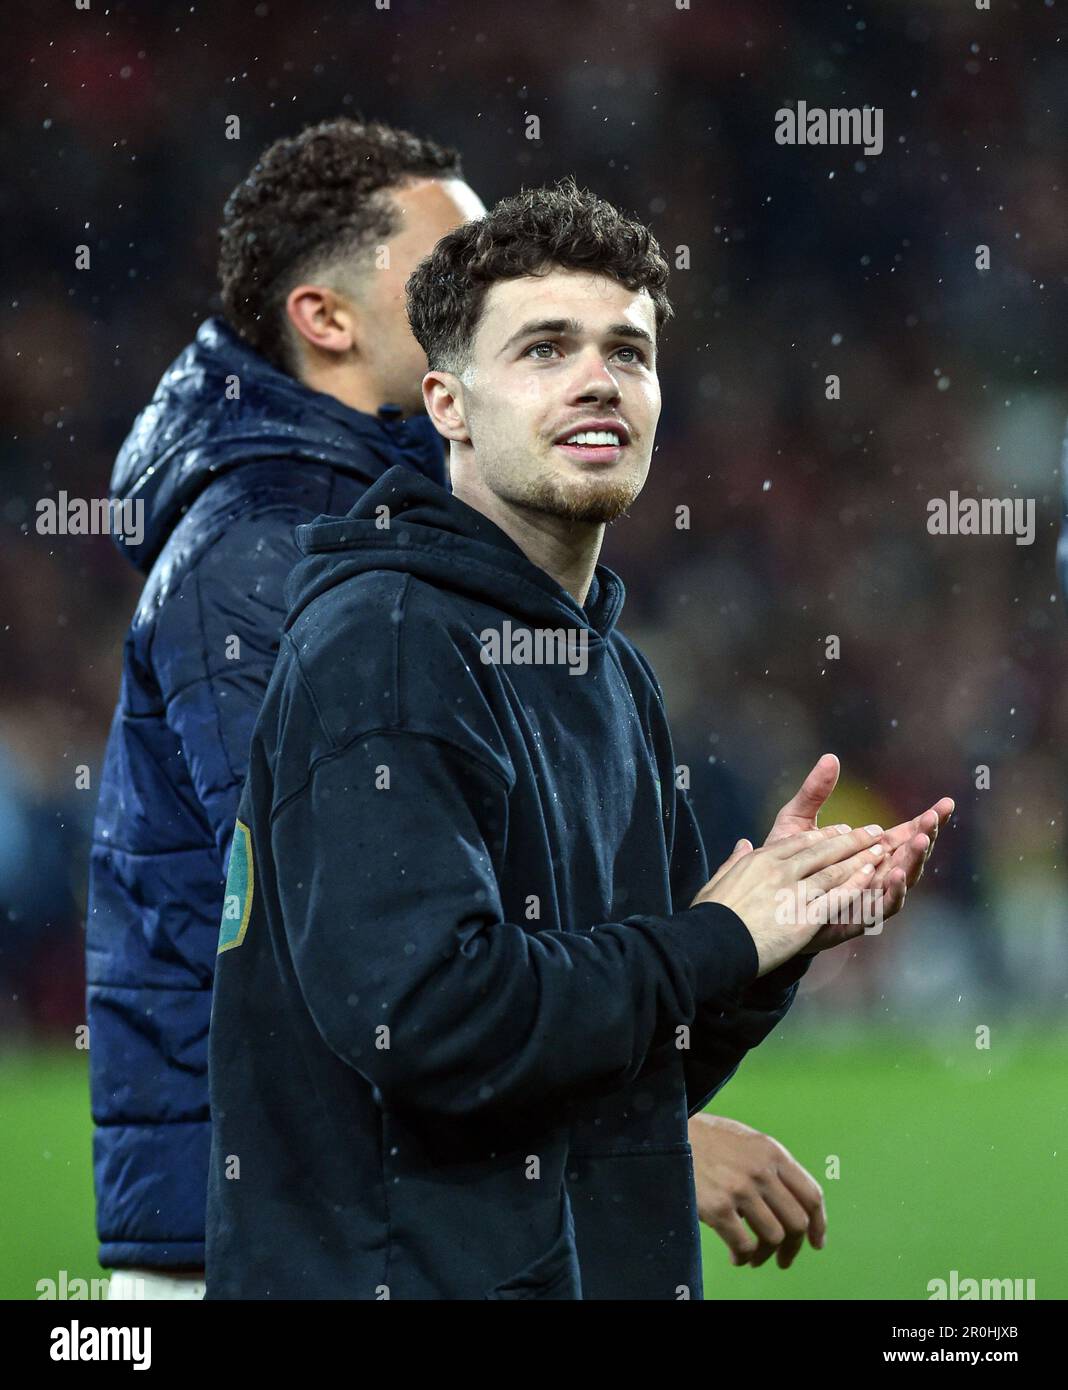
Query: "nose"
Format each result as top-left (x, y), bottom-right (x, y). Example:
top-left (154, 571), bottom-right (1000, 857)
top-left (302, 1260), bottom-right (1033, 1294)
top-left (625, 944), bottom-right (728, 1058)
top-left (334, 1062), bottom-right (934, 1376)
top-left (570, 348), bottom-right (622, 404)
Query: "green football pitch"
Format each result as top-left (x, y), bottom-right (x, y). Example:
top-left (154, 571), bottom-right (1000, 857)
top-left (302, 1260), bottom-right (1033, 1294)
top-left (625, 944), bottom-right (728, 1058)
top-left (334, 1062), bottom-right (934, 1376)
top-left (4, 1028), bottom-right (1065, 1300)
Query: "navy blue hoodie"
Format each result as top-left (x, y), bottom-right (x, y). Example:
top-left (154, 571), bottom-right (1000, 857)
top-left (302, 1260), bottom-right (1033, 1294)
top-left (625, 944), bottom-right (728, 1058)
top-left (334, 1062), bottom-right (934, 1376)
top-left (86, 317), bottom-right (446, 1270)
top-left (205, 464), bottom-right (811, 1300)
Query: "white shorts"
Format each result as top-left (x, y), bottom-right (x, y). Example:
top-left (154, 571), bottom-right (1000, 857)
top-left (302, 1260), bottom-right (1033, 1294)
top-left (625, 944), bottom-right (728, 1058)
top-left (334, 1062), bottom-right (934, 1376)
top-left (107, 1269), bottom-right (206, 1300)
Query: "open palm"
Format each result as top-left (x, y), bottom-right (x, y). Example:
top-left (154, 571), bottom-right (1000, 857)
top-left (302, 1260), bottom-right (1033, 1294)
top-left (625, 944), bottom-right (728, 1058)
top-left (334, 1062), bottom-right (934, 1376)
top-left (712, 753), bottom-right (954, 953)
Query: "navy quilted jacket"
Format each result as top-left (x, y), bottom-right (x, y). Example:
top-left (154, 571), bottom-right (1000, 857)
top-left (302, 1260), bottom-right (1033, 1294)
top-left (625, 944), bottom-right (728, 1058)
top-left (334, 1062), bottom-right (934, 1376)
top-left (85, 317), bottom-right (446, 1270)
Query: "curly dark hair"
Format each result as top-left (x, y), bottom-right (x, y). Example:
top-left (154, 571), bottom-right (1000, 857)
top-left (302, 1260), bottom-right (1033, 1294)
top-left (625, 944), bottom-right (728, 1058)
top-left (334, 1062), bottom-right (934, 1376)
top-left (405, 175), bottom-right (673, 374)
top-left (218, 117), bottom-right (463, 373)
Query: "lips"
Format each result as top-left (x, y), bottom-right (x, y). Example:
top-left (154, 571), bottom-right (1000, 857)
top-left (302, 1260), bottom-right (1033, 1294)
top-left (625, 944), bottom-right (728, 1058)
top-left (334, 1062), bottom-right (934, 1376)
top-left (554, 441), bottom-right (625, 465)
top-left (552, 420), bottom-right (631, 447)
top-left (552, 420), bottom-right (630, 465)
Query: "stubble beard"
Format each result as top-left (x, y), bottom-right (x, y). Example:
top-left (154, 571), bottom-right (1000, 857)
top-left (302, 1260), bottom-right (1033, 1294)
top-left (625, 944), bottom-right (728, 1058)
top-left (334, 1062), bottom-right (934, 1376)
top-left (510, 453), bottom-right (646, 525)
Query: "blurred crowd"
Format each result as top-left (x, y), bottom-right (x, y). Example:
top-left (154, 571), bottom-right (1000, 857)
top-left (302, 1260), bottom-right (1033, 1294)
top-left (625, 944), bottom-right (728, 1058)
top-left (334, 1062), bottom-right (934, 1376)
top-left (3, 0), bottom-right (1066, 1042)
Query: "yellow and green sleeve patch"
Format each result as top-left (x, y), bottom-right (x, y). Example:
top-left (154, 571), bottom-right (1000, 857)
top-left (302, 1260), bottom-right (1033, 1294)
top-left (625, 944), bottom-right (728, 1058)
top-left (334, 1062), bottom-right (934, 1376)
top-left (218, 819), bottom-right (254, 953)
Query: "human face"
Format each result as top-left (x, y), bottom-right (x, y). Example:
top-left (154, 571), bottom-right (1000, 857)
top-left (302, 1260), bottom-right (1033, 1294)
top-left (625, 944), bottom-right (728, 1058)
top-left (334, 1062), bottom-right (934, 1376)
top-left (449, 268), bottom-right (661, 525)
top-left (357, 177), bottom-right (486, 413)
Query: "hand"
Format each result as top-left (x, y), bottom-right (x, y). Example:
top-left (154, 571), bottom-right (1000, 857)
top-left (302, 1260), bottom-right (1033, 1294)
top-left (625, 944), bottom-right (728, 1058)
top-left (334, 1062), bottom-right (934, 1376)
top-left (688, 1113), bottom-right (826, 1269)
top-left (691, 824), bottom-right (888, 973)
top-left (757, 753), bottom-right (955, 952)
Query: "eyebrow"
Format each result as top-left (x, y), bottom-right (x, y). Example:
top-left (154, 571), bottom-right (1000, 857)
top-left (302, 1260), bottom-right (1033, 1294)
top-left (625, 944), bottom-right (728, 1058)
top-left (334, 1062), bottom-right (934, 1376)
top-left (498, 317), bottom-right (655, 355)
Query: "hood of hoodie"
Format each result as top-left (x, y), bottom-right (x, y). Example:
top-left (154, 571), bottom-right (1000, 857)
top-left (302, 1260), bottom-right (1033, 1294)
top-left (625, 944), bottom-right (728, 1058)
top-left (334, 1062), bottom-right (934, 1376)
top-left (109, 316), bottom-right (447, 573)
top-left (285, 463), bottom-right (628, 652)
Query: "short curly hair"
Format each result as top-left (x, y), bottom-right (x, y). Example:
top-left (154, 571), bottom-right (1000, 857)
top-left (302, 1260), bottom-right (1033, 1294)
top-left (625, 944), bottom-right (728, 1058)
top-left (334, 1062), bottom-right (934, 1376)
top-left (405, 175), bottom-right (673, 374)
top-left (218, 117), bottom-right (463, 373)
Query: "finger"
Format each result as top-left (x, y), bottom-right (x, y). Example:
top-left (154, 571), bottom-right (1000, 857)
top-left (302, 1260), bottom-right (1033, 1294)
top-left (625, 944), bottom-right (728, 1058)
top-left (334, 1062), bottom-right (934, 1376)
top-left (734, 1238), bottom-right (775, 1268)
top-left (734, 1192), bottom-right (786, 1260)
top-left (882, 836), bottom-right (924, 891)
top-left (765, 823), bottom-right (855, 860)
top-left (776, 1229), bottom-right (805, 1270)
top-left (805, 853), bottom-right (893, 939)
top-left (873, 828), bottom-right (928, 895)
top-left (918, 797), bottom-right (953, 867)
top-left (868, 864), bottom-right (908, 924)
top-left (906, 812), bottom-right (938, 866)
top-left (872, 806), bottom-right (934, 855)
top-left (706, 838), bottom-right (754, 891)
top-left (806, 840), bottom-right (887, 898)
top-left (754, 1176), bottom-right (811, 1269)
top-left (872, 819), bottom-right (915, 853)
top-left (888, 832), bottom-right (929, 891)
top-left (711, 1210), bottom-right (761, 1265)
top-left (747, 1241), bottom-right (778, 1269)
top-left (877, 798), bottom-right (954, 858)
top-left (921, 798), bottom-right (953, 861)
top-left (886, 866), bottom-right (908, 915)
top-left (792, 824), bottom-right (884, 877)
top-left (777, 1161), bottom-right (827, 1251)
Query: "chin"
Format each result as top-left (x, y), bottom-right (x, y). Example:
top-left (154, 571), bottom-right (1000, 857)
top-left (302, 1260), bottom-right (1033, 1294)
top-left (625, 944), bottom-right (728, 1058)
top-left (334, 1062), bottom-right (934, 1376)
top-left (539, 473), bottom-right (642, 524)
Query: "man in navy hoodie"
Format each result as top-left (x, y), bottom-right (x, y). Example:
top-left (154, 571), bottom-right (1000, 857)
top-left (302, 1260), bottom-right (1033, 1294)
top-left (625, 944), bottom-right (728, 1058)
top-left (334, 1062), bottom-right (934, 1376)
top-left (205, 178), bottom-right (950, 1299)
top-left (86, 118), bottom-right (486, 1295)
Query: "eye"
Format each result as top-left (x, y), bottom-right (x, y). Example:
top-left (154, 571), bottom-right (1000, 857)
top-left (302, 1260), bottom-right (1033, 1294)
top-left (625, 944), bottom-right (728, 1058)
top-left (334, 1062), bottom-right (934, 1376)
top-left (525, 340), bottom-right (560, 359)
top-left (613, 345), bottom-right (647, 365)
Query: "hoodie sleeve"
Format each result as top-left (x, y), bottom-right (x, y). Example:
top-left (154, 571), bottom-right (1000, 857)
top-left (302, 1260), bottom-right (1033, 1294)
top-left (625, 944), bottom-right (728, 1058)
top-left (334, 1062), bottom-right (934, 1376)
top-left (270, 723), bottom-right (765, 1125)
top-left (151, 508), bottom-right (302, 870)
top-left (668, 781), bottom-right (813, 1117)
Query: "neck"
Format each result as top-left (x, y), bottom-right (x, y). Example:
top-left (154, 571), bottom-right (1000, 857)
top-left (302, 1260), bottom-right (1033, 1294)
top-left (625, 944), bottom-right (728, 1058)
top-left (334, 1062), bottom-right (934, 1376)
top-left (450, 472), bottom-right (603, 607)
top-left (297, 358), bottom-right (402, 418)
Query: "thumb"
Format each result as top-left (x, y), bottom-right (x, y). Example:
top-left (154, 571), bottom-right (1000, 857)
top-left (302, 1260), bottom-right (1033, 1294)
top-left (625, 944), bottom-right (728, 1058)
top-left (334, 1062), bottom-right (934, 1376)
top-left (764, 754), bottom-right (841, 846)
top-left (781, 753), bottom-right (840, 824)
